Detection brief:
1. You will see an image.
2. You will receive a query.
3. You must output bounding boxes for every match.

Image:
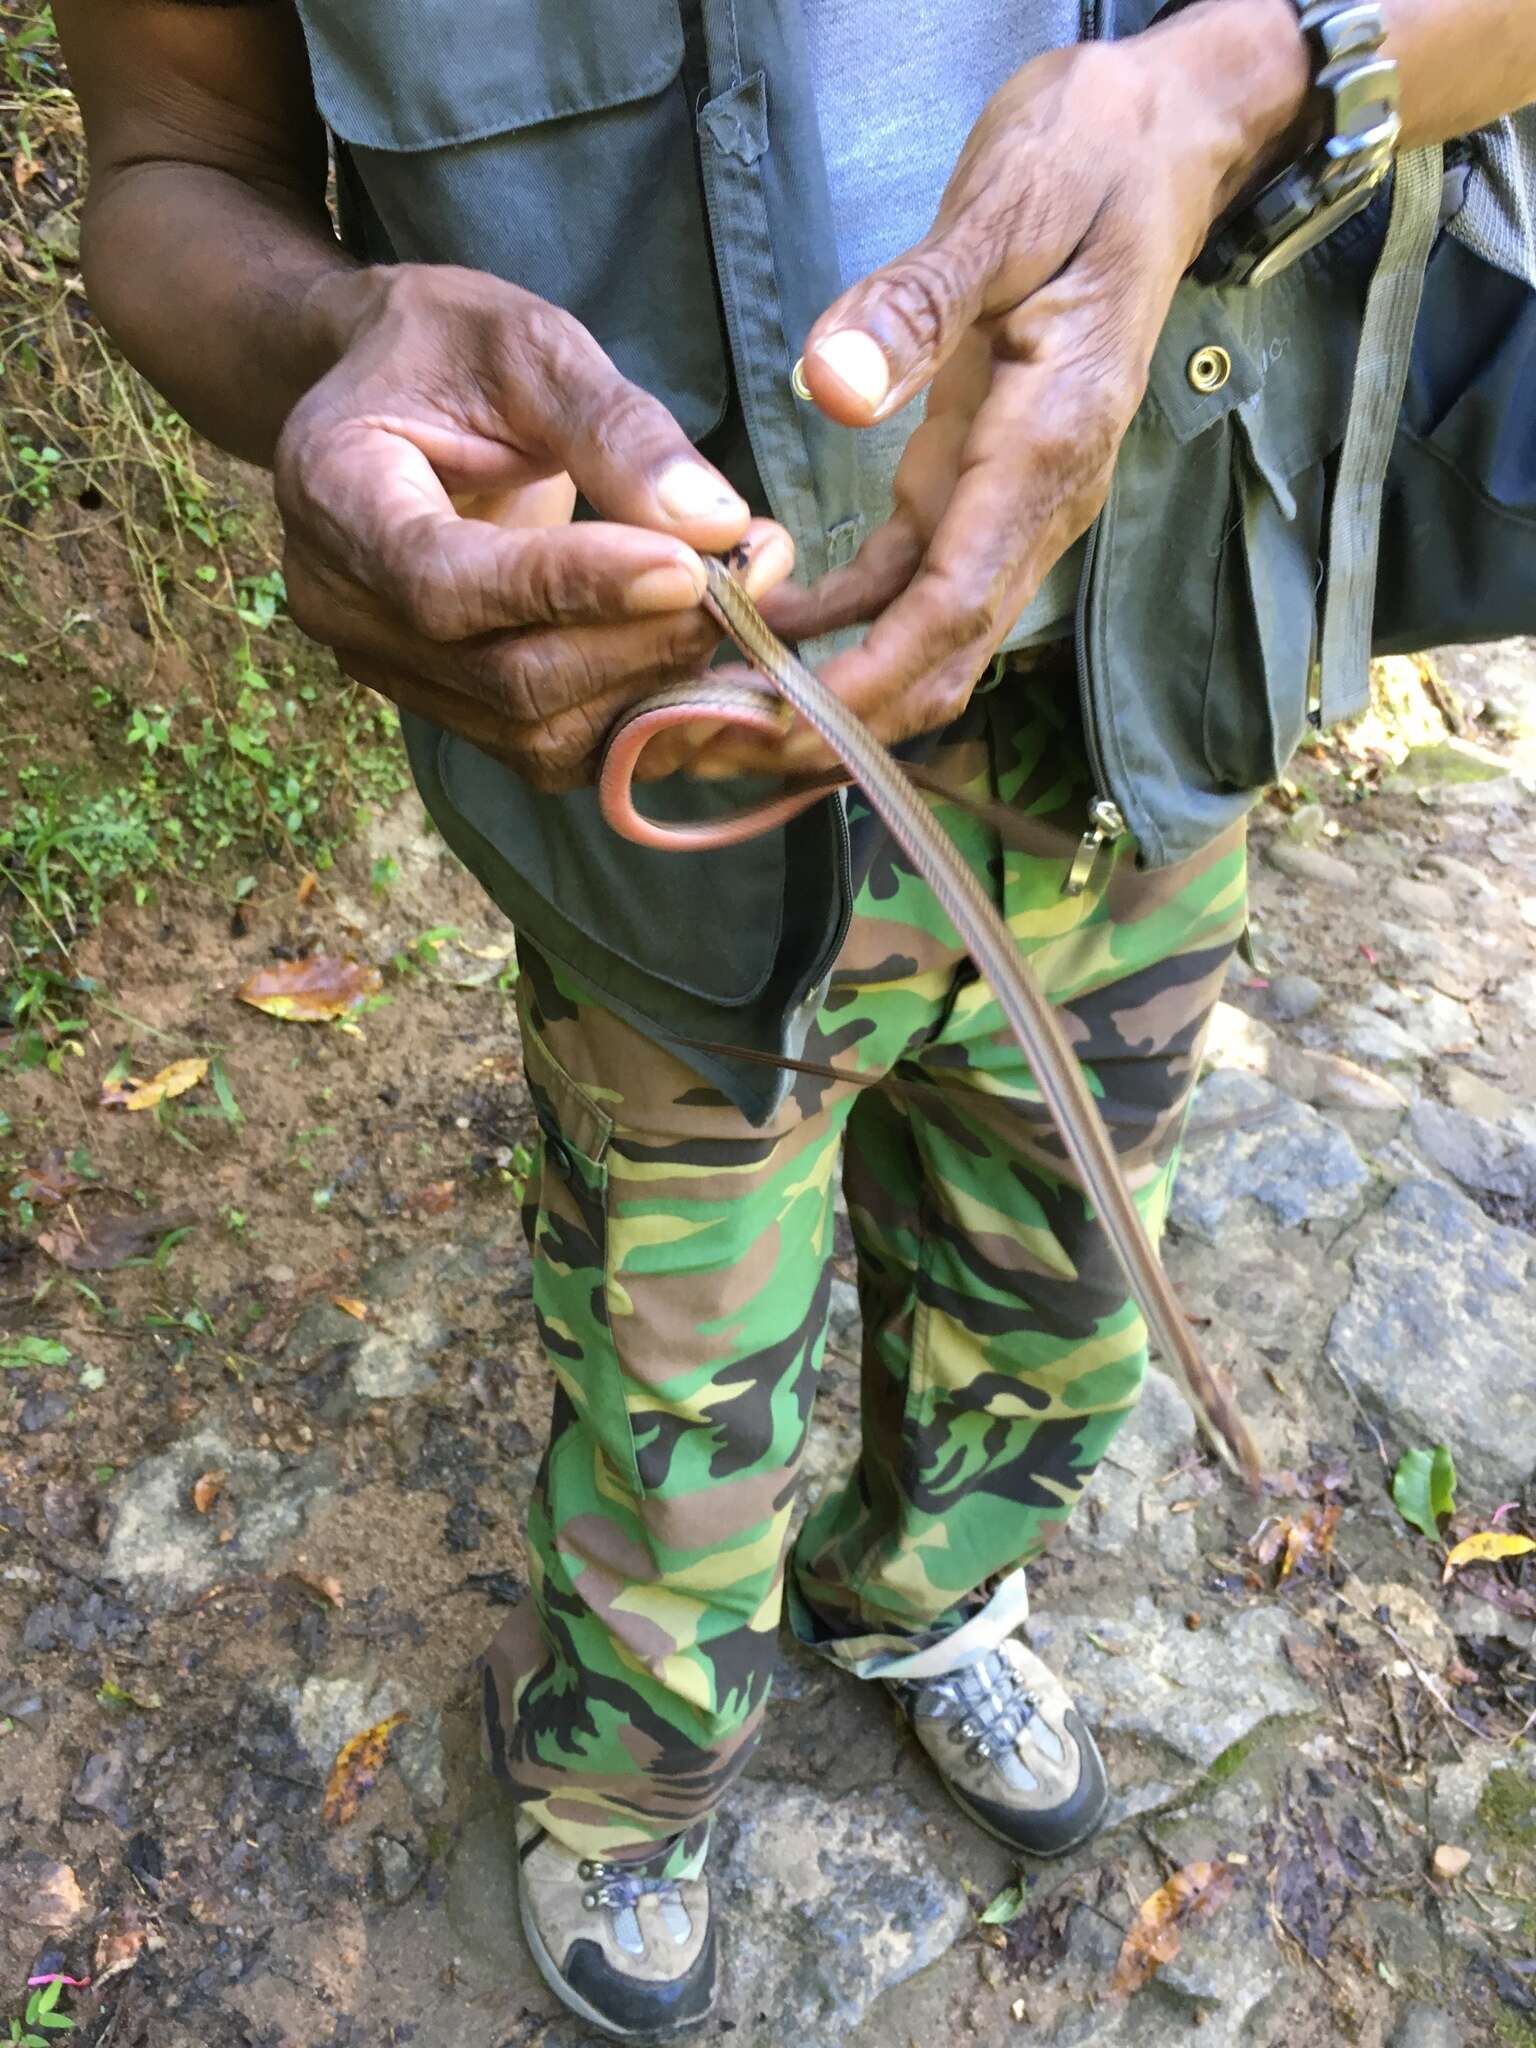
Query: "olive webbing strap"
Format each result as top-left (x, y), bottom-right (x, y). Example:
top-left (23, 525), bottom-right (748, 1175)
top-left (1316, 143), bottom-right (1444, 725)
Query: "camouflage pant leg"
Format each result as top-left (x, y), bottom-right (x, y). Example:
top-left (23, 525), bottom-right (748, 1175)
top-left (788, 686), bottom-right (1248, 1667)
top-left (483, 941), bottom-right (868, 1876)
top-left (483, 679), bottom-right (1246, 1864)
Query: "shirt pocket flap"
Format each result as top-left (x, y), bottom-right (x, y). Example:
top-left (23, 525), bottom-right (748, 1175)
top-left (293, 0), bottom-right (685, 152)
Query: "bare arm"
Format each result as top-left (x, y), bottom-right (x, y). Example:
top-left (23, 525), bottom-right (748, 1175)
top-left (54, 0), bottom-right (796, 791)
top-left (58, 0), bottom-right (341, 466)
top-left (1369, 0), bottom-right (1536, 146)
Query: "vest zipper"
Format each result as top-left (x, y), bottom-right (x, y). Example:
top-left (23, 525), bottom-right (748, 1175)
top-left (1066, 509), bottom-right (1128, 894)
top-left (1063, 795), bottom-right (1127, 897)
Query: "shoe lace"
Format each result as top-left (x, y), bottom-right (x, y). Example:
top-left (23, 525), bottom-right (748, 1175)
top-left (578, 1857), bottom-right (684, 1914)
top-left (905, 1648), bottom-right (1042, 1767)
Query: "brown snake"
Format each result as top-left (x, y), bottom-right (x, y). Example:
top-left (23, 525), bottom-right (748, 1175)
top-left (600, 556), bottom-right (1261, 1486)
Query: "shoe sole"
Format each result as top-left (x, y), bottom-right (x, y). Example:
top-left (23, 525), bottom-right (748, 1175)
top-left (938, 1719), bottom-right (1112, 1860)
top-left (514, 1862), bottom-right (718, 2044)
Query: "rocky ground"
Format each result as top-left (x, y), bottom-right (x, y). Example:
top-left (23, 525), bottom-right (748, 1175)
top-left (4, 645), bottom-right (1536, 2048)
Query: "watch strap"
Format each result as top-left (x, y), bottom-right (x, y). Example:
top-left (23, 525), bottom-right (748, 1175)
top-left (1195, 0), bottom-right (1402, 289)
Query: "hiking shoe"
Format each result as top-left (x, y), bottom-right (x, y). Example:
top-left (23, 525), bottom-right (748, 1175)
top-left (889, 1633), bottom-right (1109, 1857)
top-left (514, 1817), bottom-right (717, 2042)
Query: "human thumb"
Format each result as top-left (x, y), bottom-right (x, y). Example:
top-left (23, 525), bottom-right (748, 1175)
top-left (798, 224), bottom-right (994, 426)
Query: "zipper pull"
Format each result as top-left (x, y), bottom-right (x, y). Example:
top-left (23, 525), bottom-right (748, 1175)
top-left (1062, 796), bottom-right (1126, 897)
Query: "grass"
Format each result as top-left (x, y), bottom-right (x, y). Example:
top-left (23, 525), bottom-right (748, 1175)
top-left (0, 1), bottom-right (411, 1072)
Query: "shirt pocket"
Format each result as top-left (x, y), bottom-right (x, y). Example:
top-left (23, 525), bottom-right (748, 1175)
top-left (292, 0), bottom-right (729, 441)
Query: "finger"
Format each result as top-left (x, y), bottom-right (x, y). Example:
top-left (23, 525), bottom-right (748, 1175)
top-left (800, 212), bottom-right (1063, 428)
top-left (758, 515), bottom-right (923, 643)
top-left (785, 369), bottom-right (1113, 751)
top-left (505, 303), bottom-right (756, 550)
top-left (695, 361), bottom-right (1095, 779)
top-left (342, 654), bottom-right (664, 794)
top-left (622, 521), bottom-right (798, 781)
top-left (287, 422), bottom-right (722, 640)
top-left (294, 519), bottom-right (789, 737)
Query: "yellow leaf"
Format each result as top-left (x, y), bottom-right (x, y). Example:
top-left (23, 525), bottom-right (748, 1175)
top-left (1441, 1531), bottom-right (1536, 1582)
top-left (331, 1296), bottom-right (369, 1322)
top-left (1111, 1860), bottom-right (1239, 1998)
top-left (322, 1711), bottom-right (409, 1827)
top-left (237, 955), bottom-right (381, 1024)
top-left (119, 1058), bottom-right (209, 1111)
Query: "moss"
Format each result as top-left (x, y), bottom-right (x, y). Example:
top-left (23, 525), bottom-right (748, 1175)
top-left (1479, 1767), bottom-right (1536, 1850)
top-left (1492, 2005), bottom-right (1536, 2048)
top-left (1204, 1731), bottom-right (1260, 1785)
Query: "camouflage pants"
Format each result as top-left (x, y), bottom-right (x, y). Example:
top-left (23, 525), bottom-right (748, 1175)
top-left (483, 677), bottom-right (1247, 1877)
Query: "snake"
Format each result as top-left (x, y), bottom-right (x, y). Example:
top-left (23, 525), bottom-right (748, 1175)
top-left (599, 554), bottom-right (1262, 1487)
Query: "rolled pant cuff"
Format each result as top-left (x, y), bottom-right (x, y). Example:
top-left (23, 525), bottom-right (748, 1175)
top-left (789, 1567), bottom-right (1032, 1682)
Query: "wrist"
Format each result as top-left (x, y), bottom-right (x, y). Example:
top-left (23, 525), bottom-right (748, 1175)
top-left (1144, 0), bottom-right (1317, 215)
top-left (296, 260), bottom-right (383, 372)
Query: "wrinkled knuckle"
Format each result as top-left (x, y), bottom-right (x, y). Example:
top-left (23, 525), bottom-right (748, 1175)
top-left (514, 633), bottom-right (594, 719)
top-left (519, 544), bottom-right (593, 625)
top-left (942, 586), bottom-right (1000, 651)
top-left (585, 380), bottom-right (672, 471)
top-left (879, 241), bottom-right (979, 361)
top-left (400, 561), bottom-right (470, 645)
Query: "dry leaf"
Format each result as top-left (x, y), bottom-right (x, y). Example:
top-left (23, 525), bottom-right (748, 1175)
top-left (1432, 1844), bottom-right (1471, 1880)
top-left (1442, 1531), bottom-right (1536, 1582)
top-left (404, 1178), bottom-right (456, 1218)
top-left (296, 870), bottom-right (319, 904)
top-left (1111, 1860), bottom-right (1238, 1998)
top-left (93, 1906), bottom-right (164, 1986)
top-left (237, 954), bottom-right (381, 1024)
top-left (331, 1296), bottom-right (369, 1322)
top-left (1251, 1504), bottom-right (1340, 1581)
top-left (14, 1150), bottom-right (87, 1205)
top-left (282, 1569), bottom-right (344, 1608)
top-left (115, 1058), bottom-right (209, 1112)
top-left (322, 1711), bottom-right (409, 1827)
top-left (191, 1470), bottom-right (227, 1516)
top-left (38, 1207), bottom-right (194, 1271)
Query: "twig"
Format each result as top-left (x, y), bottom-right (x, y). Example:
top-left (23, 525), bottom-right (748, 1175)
top-left (1325, 1354), bottom-right (1390, 1473)
top-left (1382, 1670), bottom-right (1415, 1765)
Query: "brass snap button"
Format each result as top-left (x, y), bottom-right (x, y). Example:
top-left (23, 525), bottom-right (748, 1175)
top-left (1187, 344), bottom-right (1232, 394)
top-left (790, 355), bottom-right (812, 402)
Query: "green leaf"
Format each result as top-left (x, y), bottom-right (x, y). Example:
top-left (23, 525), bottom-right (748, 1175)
top-left (979, 1877), bottom-right (1030, 1925)
top-left (210, 1057), bottom-right (244, 1126)
top-left (0, 1336), bottom-right (70, 1370)
top-left (78, 1364), bottom-right (106, 1392)
top-left (1392, 1445), bottom-right (1457, 1540)
top-left (98, 1678), bottom-right (161, 1713)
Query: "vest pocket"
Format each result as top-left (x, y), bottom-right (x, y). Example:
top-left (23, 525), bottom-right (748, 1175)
top-left (292, 0), bottom-right (729, 442)
top-left (1200, 417), bottom-right (1325, 792)
top-left (292, 0), bottom-right (685, 152)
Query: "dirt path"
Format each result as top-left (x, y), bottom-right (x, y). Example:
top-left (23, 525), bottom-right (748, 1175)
top-left (3, 645), bottom-right (1536, 2048)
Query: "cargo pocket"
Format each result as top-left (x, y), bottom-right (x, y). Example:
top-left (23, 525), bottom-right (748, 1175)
top-left (517, 994), bottom-right (648, 1504)
top-left (291, 0), bottom-right (729, 440)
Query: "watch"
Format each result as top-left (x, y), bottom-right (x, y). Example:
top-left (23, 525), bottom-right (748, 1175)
top-left (1195, 0), bottom-right (1403, 290)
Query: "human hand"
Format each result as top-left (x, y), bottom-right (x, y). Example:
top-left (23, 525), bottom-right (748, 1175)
top-left (274, 263), bottom-right (794, 790)
top-left (690, 0), bottom-right (1307, 775)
